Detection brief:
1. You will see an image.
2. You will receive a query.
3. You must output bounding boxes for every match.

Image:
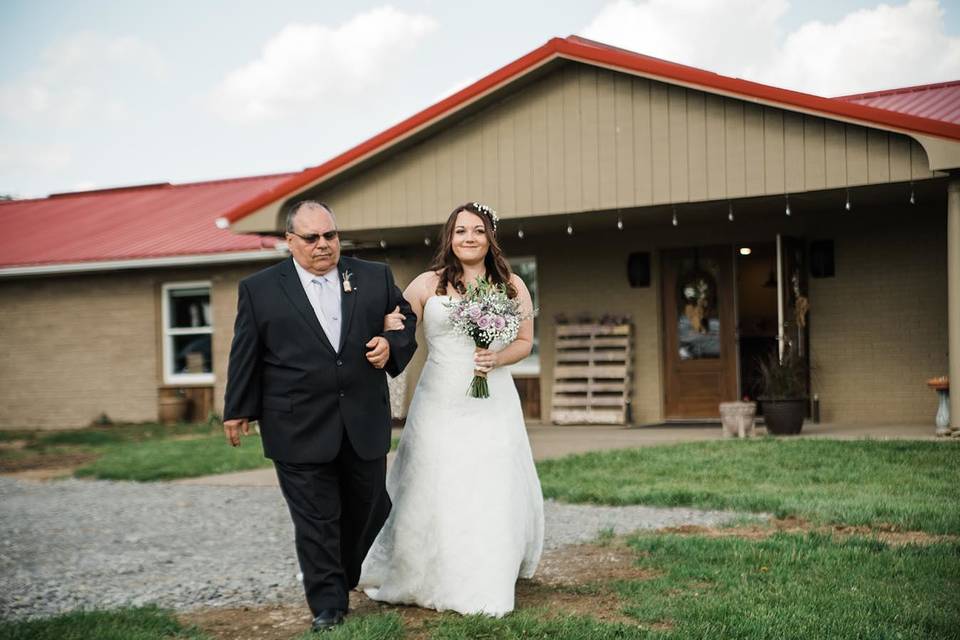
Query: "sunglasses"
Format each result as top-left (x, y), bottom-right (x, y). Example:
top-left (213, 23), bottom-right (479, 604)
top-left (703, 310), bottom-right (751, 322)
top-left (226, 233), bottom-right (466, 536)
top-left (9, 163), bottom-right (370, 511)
top-left (288, 230), bottom-right (338, 244)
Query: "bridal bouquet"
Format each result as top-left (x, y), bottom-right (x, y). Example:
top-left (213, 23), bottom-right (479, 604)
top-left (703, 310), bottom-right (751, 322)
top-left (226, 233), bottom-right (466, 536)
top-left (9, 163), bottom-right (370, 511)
top-left (446, 277), bottom-right (524, 398)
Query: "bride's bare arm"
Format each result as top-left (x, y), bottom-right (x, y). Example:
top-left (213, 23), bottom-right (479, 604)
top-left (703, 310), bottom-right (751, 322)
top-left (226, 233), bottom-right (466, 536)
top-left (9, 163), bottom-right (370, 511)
top-left (401, 271), bottom-right (438, 327)
top-left (474, 275), bottom-right (534, 372)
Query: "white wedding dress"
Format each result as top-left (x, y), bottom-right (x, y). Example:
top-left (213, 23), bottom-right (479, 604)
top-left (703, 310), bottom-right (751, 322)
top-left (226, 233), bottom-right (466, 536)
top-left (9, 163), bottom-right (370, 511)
top-left (359, 295), bottom-right (544, 617)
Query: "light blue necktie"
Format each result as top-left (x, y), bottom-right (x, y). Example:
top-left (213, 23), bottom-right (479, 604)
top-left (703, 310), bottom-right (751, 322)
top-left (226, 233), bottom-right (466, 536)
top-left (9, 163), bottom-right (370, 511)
top-left (311, 276), bottom-right (341, 348)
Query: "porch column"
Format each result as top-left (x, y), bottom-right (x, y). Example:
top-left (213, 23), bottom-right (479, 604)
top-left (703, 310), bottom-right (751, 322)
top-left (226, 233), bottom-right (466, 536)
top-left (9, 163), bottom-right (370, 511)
top-left (949, 179), bottom-right (960, 430)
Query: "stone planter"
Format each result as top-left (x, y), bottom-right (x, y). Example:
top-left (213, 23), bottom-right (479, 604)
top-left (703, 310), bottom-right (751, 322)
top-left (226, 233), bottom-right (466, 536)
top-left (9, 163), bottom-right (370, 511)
top-left (760, 398), bottom-right (807, 435)
top-left (719, 401), bottom-right (757, 438)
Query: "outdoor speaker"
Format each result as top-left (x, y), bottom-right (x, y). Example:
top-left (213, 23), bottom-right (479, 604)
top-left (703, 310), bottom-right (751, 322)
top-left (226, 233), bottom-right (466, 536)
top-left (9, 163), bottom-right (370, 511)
top-left (809, 240), bottom-right (835, 278)
top-left (627, 252), bottom-right (651, 287)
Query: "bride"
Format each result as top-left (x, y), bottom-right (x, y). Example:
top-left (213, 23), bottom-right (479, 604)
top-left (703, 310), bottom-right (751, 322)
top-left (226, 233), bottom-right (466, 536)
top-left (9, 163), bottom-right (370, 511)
top-left (359, 202), bottom-right (544, 617)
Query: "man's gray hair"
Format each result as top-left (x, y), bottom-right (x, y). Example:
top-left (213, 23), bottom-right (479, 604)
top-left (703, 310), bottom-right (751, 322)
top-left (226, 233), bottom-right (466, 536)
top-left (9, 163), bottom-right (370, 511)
top-left (285, 200), bottom-right (337, 233)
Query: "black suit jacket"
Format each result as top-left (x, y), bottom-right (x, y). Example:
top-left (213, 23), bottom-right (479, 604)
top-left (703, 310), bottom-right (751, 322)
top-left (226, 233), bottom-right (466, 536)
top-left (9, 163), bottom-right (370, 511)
top-left (223, 256), bottom-right (417, 463)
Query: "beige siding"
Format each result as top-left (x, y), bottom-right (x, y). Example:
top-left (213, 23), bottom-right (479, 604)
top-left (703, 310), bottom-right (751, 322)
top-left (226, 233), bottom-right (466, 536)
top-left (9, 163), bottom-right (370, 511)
top-left (316, 63), bottom-right (934, 232)
top-left (316, 64), bottom-right (932, 230)
top-left (234, 62), bottom-right (940, 234)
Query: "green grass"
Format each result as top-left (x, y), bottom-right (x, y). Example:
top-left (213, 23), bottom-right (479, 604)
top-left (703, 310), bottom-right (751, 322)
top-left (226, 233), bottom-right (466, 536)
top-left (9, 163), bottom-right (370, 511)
top-left (0, 606), bottom-right (211, 640)
top-left (613, 531), bottom-right (960, 640)
top-left (1, 421), bottom-right (401, 482)
top-left (289, 612), bottom-right (405, 639)
top-left (429, 611), bottom-right (646, 639)
top-left (537, 439), bottom-right (960, 533)
top-left (74, 433), bottom-right (272, 481)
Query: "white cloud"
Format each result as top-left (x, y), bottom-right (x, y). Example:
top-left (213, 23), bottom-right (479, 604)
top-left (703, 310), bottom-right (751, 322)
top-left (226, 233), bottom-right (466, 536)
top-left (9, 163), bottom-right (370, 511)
top-left (581, 0), bottom-right (960, 96)
top-left (207, 6), bottom-right (438, 123)
top-left (0, 32), bottom-right (164, 124)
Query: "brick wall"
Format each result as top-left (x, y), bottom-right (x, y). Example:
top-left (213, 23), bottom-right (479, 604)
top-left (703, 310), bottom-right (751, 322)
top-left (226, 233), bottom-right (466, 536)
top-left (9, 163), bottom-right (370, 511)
top-left (809, 207), bottom-right (948, 423)
top-left (0, 262), bottom-right (272, 429)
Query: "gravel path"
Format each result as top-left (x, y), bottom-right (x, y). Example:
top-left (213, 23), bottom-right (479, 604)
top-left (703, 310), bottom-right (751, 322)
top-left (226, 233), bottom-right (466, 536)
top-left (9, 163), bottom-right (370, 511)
top-left (0, 477), bottom-right (743, 619)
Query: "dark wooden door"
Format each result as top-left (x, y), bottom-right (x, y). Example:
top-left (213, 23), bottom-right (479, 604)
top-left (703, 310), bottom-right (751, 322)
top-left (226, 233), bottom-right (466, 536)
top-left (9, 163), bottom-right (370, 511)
top-left (662, 246), bottom-right (738, 418)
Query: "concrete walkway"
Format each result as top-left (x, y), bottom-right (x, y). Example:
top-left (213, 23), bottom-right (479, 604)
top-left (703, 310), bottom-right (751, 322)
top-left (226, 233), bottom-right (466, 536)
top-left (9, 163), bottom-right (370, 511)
top-left (174, 421), bottom-right (937, 487)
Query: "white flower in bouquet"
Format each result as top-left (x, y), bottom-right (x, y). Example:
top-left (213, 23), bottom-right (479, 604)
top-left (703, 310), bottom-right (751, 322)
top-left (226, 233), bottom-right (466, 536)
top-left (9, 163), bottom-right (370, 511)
top-left (445, 276), bottom-right (528, 398)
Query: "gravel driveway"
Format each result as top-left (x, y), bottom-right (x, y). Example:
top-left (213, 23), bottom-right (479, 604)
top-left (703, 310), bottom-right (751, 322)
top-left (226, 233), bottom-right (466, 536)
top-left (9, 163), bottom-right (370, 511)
top-left (0, 477), bottom-right (742, 619)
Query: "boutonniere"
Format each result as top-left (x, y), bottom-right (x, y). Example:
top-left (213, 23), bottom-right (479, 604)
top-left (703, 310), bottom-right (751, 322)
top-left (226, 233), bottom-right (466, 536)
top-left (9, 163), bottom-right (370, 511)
top-left (342, 270), bottom-right (355, 293)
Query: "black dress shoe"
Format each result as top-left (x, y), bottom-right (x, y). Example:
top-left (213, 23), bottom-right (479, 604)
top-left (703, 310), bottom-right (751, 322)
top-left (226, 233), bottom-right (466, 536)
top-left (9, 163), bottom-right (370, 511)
top-left (311, 608), bottom-right (345, 632)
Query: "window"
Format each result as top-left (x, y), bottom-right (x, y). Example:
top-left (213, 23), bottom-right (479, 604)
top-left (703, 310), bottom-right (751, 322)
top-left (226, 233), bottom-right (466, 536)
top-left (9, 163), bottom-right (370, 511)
top-left (509, 257), bottom-right (539, 375)
top-left (162, 282), bottom-right (213, 384)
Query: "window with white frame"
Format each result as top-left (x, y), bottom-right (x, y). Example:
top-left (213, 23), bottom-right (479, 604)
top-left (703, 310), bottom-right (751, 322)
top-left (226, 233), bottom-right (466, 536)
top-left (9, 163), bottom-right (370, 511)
top-left (162, 282), bottom-right (213, 384)
top-left (509, 256), bottom-right (539, 375)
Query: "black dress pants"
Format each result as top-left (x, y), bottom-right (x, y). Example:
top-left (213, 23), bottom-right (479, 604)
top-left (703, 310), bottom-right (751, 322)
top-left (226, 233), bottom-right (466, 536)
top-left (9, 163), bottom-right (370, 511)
top-left (274, 433), bottom-right (390, 614)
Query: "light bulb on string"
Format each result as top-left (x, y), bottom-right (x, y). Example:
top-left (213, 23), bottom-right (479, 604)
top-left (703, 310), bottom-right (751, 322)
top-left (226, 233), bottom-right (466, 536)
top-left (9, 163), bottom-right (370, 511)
top-left (844, 189), bottom-right (852, 212)
top-left (616, 216), bottom-right (624, 230)
top-left (517, 227), bottom-right (525, 240)
top-left (785, 194), bottom-right (791, 217)
top-left (423, 236), bottom-right (431, 247)
top-left (728, 202), bottom-right (734, 222)
top-left (379, 239), bottom-right (387, 249)
top-left (566, 221), bottom-right (573, 236)
top-left (909, 182), bottom-right (916, 205)
top-left (671, 206), bottom-right (678, 227)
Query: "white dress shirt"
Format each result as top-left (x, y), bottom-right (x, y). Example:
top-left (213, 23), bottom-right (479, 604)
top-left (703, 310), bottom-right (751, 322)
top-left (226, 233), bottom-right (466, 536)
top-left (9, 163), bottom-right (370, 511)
top-left (292, 259), bottom-right (342, 348)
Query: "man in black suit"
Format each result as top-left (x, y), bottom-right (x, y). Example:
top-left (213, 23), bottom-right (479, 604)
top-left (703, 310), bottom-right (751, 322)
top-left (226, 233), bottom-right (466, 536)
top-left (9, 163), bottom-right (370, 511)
top-left (222, 201), bottom-right (417, 632)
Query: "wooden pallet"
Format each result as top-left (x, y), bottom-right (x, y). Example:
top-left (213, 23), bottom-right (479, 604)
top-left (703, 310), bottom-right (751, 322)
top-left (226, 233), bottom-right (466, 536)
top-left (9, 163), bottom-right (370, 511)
top-left (551, 323), bottom-right (632, 424)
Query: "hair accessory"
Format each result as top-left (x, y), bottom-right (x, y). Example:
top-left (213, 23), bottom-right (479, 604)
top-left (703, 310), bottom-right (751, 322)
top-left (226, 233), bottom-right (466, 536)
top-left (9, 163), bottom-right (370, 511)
top-left (470, 202), bottom-right (499, 231)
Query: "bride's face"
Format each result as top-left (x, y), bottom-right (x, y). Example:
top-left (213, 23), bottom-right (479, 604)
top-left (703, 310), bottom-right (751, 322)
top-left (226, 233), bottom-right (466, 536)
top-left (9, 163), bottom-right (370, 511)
top-left (450, 210), bottom-right (489, 266)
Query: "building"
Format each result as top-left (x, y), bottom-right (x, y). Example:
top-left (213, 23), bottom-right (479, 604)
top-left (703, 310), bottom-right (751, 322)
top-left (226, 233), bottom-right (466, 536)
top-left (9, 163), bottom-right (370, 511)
top-left (2, 36), bottom-right (958, 429)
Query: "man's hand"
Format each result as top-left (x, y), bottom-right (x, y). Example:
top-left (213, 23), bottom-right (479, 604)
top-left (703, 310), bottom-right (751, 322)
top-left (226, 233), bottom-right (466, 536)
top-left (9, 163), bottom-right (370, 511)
top-left (223, 418), bottom-right (251, 447)
top-left (366, 336), bottom-right (391, 369)
top-left (383, 306), bottom-right (405, 331)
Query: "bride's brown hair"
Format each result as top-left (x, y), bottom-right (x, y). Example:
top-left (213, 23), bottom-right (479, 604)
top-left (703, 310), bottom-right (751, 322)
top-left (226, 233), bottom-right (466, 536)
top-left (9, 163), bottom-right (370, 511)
top-left (429, 202), bottom-right (517, 298)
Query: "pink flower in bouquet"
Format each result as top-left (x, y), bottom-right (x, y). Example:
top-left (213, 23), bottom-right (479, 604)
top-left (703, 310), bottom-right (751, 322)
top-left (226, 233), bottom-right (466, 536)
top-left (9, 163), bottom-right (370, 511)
top-left (494, 316), bottom-right (506, 330)
top-left (467, 304), bottom-right (482, 320)
top-left (477, 315), bottom-right (492, 329)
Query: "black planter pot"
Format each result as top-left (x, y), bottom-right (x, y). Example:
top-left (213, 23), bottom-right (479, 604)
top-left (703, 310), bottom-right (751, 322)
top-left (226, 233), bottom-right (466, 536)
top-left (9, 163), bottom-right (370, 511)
top-left (760, 398), bottom-right (807, 435)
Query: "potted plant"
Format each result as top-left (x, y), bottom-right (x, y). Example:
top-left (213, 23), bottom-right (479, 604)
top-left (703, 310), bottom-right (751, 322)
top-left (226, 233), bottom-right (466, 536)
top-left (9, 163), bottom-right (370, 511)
top-left (756, 346), bottom-right (808, 435)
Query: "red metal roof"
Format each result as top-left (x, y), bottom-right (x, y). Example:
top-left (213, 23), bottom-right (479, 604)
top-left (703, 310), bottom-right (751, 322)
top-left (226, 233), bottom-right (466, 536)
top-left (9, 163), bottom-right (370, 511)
top-left (218, 35), bottom-right (960, 227)
top-left (835, 81), bottom-right (960, 125)
top-left (0, 173), bottom-right (294, 269)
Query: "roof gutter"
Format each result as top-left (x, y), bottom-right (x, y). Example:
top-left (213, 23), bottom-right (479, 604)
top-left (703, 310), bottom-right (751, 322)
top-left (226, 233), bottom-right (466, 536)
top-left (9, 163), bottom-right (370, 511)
top-left (0, 248), bottom-right (289, 279)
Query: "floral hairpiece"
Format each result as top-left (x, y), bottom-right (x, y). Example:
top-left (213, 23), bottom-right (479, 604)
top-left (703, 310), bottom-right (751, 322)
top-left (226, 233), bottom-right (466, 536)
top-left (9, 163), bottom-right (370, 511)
top-left (471, 202), bottom-right (499, 232)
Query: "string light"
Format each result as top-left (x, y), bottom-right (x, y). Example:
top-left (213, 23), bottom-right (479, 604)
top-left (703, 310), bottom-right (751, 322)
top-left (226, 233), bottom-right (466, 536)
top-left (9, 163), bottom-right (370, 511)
top-left (616, 216), bottom-right (624, 230)
top-left (517, 227), bottom-right (525, 239)
top-left (379, 239), bottom-right (387, 249)
top-left (423, 236), bottom-right (431, 246)
top-left (844, 188), bottom-right (852, 212)
top-left (728, 202), bottom-right (734, 222)
top-left (785, 194), bottom-right (791, 217)
top-left (566, 221), bottom-right (573, 235)
top-left (671, 206), bottom-right (678, 227)
top-left (909, 182), bottom-right (916, 205)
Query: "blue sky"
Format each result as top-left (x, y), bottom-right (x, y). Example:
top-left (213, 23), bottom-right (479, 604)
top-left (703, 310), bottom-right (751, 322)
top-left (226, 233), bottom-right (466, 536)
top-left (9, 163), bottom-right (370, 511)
top-left (1, 0), bottom-right (958, 198)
